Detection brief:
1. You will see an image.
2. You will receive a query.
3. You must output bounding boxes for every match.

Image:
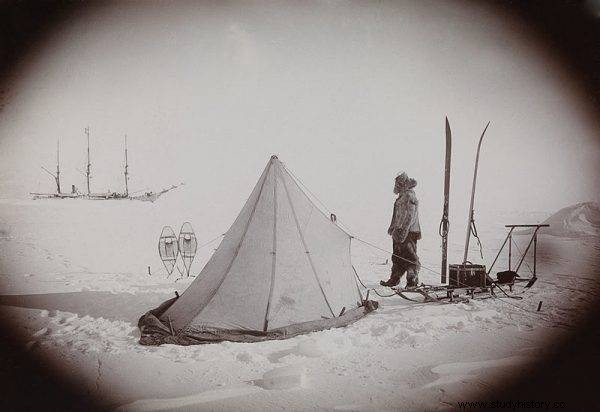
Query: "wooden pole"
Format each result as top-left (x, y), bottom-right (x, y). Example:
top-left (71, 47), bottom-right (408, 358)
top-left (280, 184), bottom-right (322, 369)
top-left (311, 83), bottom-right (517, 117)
top-left (515, 227), bottom-right (541, 272)
top-left (124, 134), bottom-right (129, 197)
top-left (56, 140), bottom-right (61, 194)
top-left (441, 117), bottom-right (451, 283)
top-left (85, 126), bottom-right (91, 195)
top-left (508, 232), bottom-right (512, 270)
top-left (533, 231), bottom-right (537, 277)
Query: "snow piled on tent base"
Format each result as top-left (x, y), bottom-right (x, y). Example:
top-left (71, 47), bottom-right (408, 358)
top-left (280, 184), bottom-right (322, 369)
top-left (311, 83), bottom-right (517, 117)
top-left (138, 298), bottom-right (378, 345)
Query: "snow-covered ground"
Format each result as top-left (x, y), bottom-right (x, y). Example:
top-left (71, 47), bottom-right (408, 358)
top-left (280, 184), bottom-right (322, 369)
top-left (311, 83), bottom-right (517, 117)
top-left (0, 200), bottom-right (598, 410)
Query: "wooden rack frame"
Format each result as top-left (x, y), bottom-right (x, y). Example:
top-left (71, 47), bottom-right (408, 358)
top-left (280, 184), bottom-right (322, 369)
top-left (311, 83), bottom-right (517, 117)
top-left (486, 224), bottom-right (549, 278)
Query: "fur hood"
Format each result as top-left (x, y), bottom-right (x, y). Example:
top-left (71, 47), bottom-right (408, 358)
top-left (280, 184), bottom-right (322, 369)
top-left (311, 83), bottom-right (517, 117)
top-left (403, 178), bottom-right (417, 190)
top-left (395, 172), bottom-right (417, 192)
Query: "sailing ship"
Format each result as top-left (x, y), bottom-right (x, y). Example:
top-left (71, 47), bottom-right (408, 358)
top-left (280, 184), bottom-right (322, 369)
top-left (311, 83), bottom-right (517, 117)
top-left (31, 127), bottom-right (183, 202)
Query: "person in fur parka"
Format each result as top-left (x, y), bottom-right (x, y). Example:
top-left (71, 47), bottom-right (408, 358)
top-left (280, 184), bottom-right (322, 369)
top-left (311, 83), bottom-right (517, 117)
top-left (380, 172), bottom-right (421, 288)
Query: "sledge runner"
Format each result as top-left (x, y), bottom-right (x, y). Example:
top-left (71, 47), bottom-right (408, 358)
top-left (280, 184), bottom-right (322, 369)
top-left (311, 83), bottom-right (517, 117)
top-left (380, 172), bottom-right (421, 288)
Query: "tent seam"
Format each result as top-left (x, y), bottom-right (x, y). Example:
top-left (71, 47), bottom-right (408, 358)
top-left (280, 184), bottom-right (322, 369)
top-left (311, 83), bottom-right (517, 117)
top-left (263, 161), bottom-right (278, 331)
top-left (350, 237), bottom-right (364, 302)
top-left (279, 166), bottom-right (336, 318)
top-left (193, 160), bottom-right (274, 325)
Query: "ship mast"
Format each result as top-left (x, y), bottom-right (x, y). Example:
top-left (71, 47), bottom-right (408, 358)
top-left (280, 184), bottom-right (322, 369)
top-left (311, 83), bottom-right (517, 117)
top-left (56, 139), bottom-right (61, 194)
top-left (124, 134), bottom-right (129, 196)
top-left (41, 139), bottom-right (61, 194)
top-left (85, 126), bottom-right (91, 195)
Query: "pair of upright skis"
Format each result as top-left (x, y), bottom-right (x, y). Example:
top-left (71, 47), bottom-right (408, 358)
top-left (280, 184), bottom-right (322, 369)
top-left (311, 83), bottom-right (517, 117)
top-left (158, 222), bottom-right (198, 278)
top-left (440, 118), bottom-right (490, 283)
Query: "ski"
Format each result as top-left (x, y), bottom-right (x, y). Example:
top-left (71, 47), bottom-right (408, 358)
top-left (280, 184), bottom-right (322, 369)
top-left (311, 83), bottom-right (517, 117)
top-left (440, 117), bottom-right (452, 283)
top-left (462, 121), bottom-right (490, 264)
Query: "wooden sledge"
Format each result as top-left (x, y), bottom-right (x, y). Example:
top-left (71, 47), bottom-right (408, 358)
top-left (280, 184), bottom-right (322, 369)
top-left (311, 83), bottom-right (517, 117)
top-left (385, 224), bottom-right (548, 304)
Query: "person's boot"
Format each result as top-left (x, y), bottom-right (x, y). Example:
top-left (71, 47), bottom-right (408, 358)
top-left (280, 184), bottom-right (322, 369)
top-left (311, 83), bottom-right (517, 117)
top-left (405, 281), bottom-right (418, 289)
top-left (380, 279), bottom-right (398, 287)
top-left (406, 271), bottom-right (419, 288)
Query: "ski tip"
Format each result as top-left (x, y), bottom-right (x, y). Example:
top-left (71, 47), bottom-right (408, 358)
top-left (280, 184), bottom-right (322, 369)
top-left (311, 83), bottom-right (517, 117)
top-left (479, 121), bottom-right (491, 140)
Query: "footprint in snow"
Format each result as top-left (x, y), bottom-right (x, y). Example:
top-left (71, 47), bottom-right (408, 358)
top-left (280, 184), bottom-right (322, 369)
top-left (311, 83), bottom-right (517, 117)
top-left (251, 365), bottom-right (306, 390)
top-left (31, 327), bottom-right (48, 340)
top-left (406, 366), bottom-right (438, 389)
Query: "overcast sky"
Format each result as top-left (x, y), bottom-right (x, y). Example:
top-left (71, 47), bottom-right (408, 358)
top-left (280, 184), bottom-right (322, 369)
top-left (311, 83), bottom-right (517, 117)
top-left (0, 0), bottom-right (598, 241)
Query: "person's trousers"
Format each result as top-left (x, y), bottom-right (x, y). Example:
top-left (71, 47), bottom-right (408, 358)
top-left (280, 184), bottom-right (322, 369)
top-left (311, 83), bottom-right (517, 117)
top-left (388, 232), bottom-right (420, 287)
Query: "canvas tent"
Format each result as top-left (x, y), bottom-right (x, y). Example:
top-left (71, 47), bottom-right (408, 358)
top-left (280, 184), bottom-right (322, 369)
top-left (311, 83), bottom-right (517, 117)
top-left (139, 156), bottom-right (377, 345)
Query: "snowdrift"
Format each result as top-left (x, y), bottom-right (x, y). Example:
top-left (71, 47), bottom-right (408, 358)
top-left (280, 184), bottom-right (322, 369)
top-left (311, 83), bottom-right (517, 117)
top-left (518, 202), bottom-right (600, 238)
